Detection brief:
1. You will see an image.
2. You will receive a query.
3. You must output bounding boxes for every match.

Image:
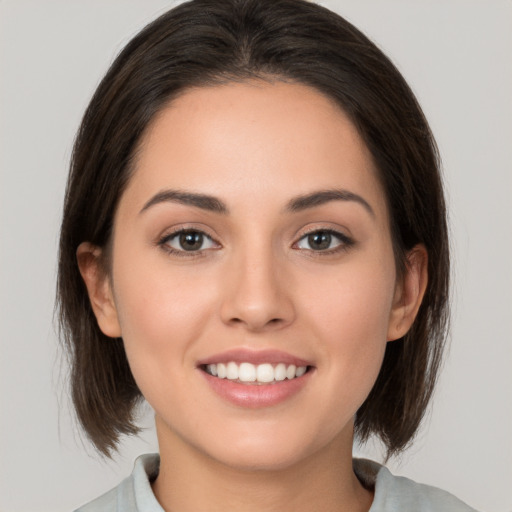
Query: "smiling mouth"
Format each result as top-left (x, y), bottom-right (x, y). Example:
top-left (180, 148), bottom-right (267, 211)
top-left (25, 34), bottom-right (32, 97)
top-left (201, 362), bottom-right (311, 384)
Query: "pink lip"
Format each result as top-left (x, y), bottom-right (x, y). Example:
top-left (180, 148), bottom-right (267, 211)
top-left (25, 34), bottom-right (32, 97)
top-left (197, 348), bottom-right (312, 367)
top-left (197, 348), bottom-right (315, 409)
top-left (200, 369), bottom-right (313, 409)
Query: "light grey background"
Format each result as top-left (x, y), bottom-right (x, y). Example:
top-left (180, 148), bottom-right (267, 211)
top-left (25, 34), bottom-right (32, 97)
top-left (1, 1), bottom-right (511, 511)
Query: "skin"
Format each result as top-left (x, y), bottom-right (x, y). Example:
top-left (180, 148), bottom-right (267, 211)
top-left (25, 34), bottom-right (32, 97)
top-left (78, 81), bottom-right (427, 512)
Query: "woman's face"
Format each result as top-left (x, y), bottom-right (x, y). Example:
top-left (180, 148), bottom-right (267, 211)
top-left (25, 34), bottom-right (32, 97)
top-left (92, 81), bottom-right (411, 470)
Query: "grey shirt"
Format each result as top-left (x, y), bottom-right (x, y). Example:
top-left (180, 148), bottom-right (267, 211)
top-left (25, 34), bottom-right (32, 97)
top-left (75, 453), bottom-right (478, 512)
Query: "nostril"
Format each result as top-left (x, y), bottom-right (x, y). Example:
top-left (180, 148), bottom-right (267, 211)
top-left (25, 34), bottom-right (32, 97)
top-left (227, 316), bottom-right (284, 330)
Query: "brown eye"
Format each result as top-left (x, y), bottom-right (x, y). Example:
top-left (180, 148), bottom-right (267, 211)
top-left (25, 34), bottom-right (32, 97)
top-left (179, 231), bottom-right (204, 251)
top-left (161, 229), bottom-right (218, 253)
top-left (295, 229), bottom-right (354, 252)
top-left (307, 231), bottom-right (332, 250)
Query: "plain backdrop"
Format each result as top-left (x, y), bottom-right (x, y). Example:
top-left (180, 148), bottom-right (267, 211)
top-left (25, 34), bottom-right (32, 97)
top-left (1, 1), bottom-right (511, 511)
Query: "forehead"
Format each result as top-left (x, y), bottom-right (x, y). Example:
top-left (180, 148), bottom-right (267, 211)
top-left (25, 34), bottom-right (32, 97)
top-left (121, 80), bottom-right (387, 220)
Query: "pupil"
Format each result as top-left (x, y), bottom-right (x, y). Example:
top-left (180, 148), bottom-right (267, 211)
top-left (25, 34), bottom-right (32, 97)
top-left (309, 231), bottom-right (331, 250)
top-left (179, 232), bottom-right (203, 251)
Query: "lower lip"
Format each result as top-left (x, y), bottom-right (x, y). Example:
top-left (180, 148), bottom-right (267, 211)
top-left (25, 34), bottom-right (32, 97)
top-left (200, 369), bottom-right (313, 408)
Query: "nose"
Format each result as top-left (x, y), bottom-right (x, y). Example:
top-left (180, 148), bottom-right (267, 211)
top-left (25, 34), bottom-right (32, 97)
top-left (219, 246), bottom-right (296, 332)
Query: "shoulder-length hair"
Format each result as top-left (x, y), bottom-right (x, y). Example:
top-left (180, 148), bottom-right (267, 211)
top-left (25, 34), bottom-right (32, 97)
top-left (57, 0), bottom-right (449, 458)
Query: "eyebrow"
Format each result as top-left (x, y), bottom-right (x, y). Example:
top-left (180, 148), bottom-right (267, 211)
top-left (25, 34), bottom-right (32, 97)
top-left (285, 189), bottom-right (375, 217)
top-left (139, 187), bottom-right (374, 217)
top-left (139, 189), bottom-right (229, 215)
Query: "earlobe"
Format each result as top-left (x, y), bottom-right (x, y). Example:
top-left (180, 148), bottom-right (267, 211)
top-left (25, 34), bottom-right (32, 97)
top-left (387, 244), bottom-right (428, 341)
top-left (76, 242), bottom-right (122, 338)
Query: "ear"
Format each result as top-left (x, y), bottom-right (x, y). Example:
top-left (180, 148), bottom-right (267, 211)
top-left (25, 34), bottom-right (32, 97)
top-left (76, 242), bottom-right (122, 338)
top-left (387, 244), bottom-right (428, 341)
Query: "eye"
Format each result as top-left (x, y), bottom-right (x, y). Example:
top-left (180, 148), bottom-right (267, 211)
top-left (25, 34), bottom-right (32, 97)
top-left (160, 229), bottom-right (219, 253)
top-left (295, 229), bottom-right (353, 252)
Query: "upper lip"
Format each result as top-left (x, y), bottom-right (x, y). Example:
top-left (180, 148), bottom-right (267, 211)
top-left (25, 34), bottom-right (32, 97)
top-left (197, 348), bottom-right (313, 367)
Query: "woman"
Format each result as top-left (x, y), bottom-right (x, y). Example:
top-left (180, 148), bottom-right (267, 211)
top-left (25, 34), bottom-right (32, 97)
top-left (57, 0), bottom-right (477, 510)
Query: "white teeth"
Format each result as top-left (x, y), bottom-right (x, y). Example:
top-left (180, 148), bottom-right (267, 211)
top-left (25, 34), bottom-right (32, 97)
top-left (217, 363), bottom-right (227, 379)
top-left (205, 362), bottom-right (308, 383)
top-left (286, 364), bottom-right (296, 380)
top-left (274, 363), bottom-right (287, 381)
top-left (256, 363), bottom-right (274, 383)
top-left (226, 361), bottom-right (238, 380)
top-left (295, 366), bottom-right (307, 377)
top-left (239, 362), bottom-right (256, 382)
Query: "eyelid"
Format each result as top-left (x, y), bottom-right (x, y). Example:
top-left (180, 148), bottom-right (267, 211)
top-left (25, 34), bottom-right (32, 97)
top-left (157, 225), bottom-right (222, 256)
top-left (156, 222), bottom-right (220, 243)
top-left (292, 226), bottom-right (355, 253)
top-left (155, 223), bottom-right (354, 258)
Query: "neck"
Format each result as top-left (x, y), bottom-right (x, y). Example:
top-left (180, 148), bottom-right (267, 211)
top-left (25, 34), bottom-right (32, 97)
top-left (152, 417), bottom-right (373, 512)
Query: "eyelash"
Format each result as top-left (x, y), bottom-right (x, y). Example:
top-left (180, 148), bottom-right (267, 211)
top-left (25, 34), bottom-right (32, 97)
top-left (293, 228), bottom-right (355, 255)
top-left (158, 228), bottom-right (219, 258)
top-left (157, 227), bottom-right (354, 258)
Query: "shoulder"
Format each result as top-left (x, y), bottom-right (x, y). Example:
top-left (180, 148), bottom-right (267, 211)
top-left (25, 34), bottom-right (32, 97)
top-left (74, 486), bottom-right (119, 512)
top-left (354, 459), bottom-right (479, 512)
top-left (74, 453), bottom-right (162, 512)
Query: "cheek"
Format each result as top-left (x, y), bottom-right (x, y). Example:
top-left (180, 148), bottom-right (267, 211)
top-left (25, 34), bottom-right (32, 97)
top-left (110, 259), bottom-right (218, 388)
top-left (301, 258), bottom-right (395, 394)
top-left (305, 257), bottom-right (395, 335)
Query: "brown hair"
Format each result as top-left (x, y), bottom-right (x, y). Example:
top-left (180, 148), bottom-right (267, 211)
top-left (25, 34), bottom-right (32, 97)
top-left (57, 0), bottom-right (449, 458)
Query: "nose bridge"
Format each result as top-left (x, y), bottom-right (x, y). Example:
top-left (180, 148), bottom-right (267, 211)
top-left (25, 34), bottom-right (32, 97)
top-left (220, 237), bottom-right (295, 331)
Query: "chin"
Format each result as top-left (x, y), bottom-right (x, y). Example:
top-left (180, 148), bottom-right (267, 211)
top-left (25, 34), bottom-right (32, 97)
top-left (212, 444), bottom-right (311, 473)
top-left (195, 424), bottom-right (337, 473)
